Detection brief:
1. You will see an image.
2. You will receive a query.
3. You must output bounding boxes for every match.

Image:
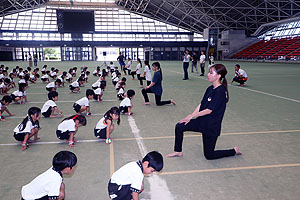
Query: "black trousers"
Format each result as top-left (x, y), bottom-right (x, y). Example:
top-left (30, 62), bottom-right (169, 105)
top-left (141, 88), bottom-right (171, 106)
top-left (174, 119), bottom-right (236, 160)
top-left (183, 62), bottom-right (189, 79)
top-left (108, 181), bottom-right (131, 200)
top-left (139, 77), bottom-right (151, 86)
top-left (200, 63), bottom-right (205, 74)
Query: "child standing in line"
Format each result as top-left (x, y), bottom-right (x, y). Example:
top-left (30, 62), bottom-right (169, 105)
top-left (119, 89), bottom-right (135, 115)
top-left (21, 151), bottom-right (77, 200)
top-left (94, 107), bottom-right (120, 144)
top-left (13, 107), bottom-right (41, 151)
top-left (108, 151), bottom-right (164, 200)
top-left (73, 89), bottom-right (94, 116)
top-left (56, 114), bottom-right (87, 148)
top-left (10, 83), bottom-right (28, 104)
top-left (0, 95), bottom-right (15, 121)
top-left (117, 82), bottom-right (126, 101)
top-left (46, 79), bottom-right (61, 92)
top-left (41, 91), bottom-right (64, 118)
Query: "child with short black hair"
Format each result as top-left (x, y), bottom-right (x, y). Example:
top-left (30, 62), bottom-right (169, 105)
top-left (69, 78), bottom-right (83, 93)
top-left (94, 106), bottom-right (120, 144)
top-left (56, 114), bottom-right (87, 147)
top-left (93, 66), bottom-right (101, 77)
top-left (73, 89), bottom-right (94, 116)
top-left (46, 79), bottom-right (61, 92)
top-left (21, 151), bottom-right (77, 200)
top-left (57, 71), bottom-right (67, 87)
top-left (72, 67), bottom-right (77, 77)
top-left (112, 72), bottom-right (121, 87)
top-left (9, 72), bottom-right (16, 88)
top-left (41, 71), bottom-right (50, 83)
top-left (84, 71), bottom-right (90, 83)
top-left (0, 95), bottom-right (14, 121)
top-left (0, 78), bottom-right (11, 94)
top-left (66, 69), bottom-right (73, 83)
top-left (93, 81), bottom-right (106, 102)
top-left (117, 82), bottom-right (126, 100)
top-left (13, 107), bottom-right (41, 150)
top-left (10, 83), bottom-right (28, 104)
top-left (108, 151), bottom-right (164, 200)
top-left (119, 89), bottom-right (135, 115)
top-left (41, 91), bottom-right (64, 118)
top-left (115, 77), bottom-right (126, 90)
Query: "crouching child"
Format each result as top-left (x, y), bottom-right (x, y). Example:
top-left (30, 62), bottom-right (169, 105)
top-left (108, 151), bottom-right (164, 200)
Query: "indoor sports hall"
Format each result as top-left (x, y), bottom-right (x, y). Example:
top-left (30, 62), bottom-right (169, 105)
top-left (1, 0), bottom-right (300, 200)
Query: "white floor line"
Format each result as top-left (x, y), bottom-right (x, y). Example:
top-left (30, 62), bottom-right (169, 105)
top-left (231, 86), bottom-right (300, 103)
top-left (127, 116), bottom-right (174, 200)
top-left (25, 100), bottom-right (116, 104)
top-left (26, 90), bottom-right (117, 95)
top-left (8, 113), bottom-right (105, 119)
top-left (0, 139), bottom-right (104, 147)
top-left (165, 68), bottom-right (300, 103)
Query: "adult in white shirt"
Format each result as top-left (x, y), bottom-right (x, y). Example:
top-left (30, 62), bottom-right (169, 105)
top-left (182, 50), bottom-right (190, 80)
top-left (230, 64), bottom-right (248, 86)
top-left (199, 51), bottom-right (206, 76)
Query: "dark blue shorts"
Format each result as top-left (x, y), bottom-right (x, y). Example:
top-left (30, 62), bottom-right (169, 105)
top-left (56, 130), bottom-right (71, 140)
top-left (94, 128), bottom-right (107, 139)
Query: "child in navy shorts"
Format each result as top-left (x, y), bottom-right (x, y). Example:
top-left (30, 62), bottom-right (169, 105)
top-left (94, 107), bottom-right (120, 144)
top-left (73, 89), bottom-right (94, 116)
top-left (108, 151), bottom-right (164, 200)
top-left (56, 114), bottom-right (87, 147)
top-left (119, 89), bottom-right (135, 115)
top-left (41, 91), bottom-right (64, 118)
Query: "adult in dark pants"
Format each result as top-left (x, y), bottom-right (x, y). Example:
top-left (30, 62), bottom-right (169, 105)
top-left (182, 50), bottom-right (190, 80)
top-left (167, 64), bottom-right (242, 160)
top-left (33, 54), bottom-right (38, 67)
top-left (117, 52), bottom-right (126, 74)
top-left (141, 62), bottom-right (176, 106)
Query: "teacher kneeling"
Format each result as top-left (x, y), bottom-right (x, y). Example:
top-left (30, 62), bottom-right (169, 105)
top-left (167, 64), bottom-right (242, 160)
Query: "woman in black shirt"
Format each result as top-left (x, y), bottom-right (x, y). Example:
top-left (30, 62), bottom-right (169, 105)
top-left (167, 64), bottom-right (242, 160)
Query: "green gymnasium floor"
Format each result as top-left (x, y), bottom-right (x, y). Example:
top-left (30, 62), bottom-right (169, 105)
top-left (0, 60), bottom-right (300, 200)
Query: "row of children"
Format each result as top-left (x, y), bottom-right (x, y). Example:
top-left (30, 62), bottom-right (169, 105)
top-left (21, 150), bottom-right (164, 200)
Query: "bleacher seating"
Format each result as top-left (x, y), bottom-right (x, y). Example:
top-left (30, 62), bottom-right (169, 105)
top-left (231, 36), bottom-right (300, 60)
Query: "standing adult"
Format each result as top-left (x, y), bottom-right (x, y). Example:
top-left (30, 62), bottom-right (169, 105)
top-left (28, 53), bottom-right (33, 67)
top-left (209, 53), bottom-right (214, 66)
top-left (141, 62), bottom-right (176, 106)
top-left (117, 52), bottom-right (126, 75)
top-left (182, 50), bottom-right (190, 80)
top-left (33, 54), bottom-right (38, 67)
top-left (199, 51), bottom-right (206, 76)
top-left (167, 64), bottom-right (242, 160)
top-left (191, 51), bottom-right (198, 73)
top-left (230, 64), bottom-right (248, 86)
